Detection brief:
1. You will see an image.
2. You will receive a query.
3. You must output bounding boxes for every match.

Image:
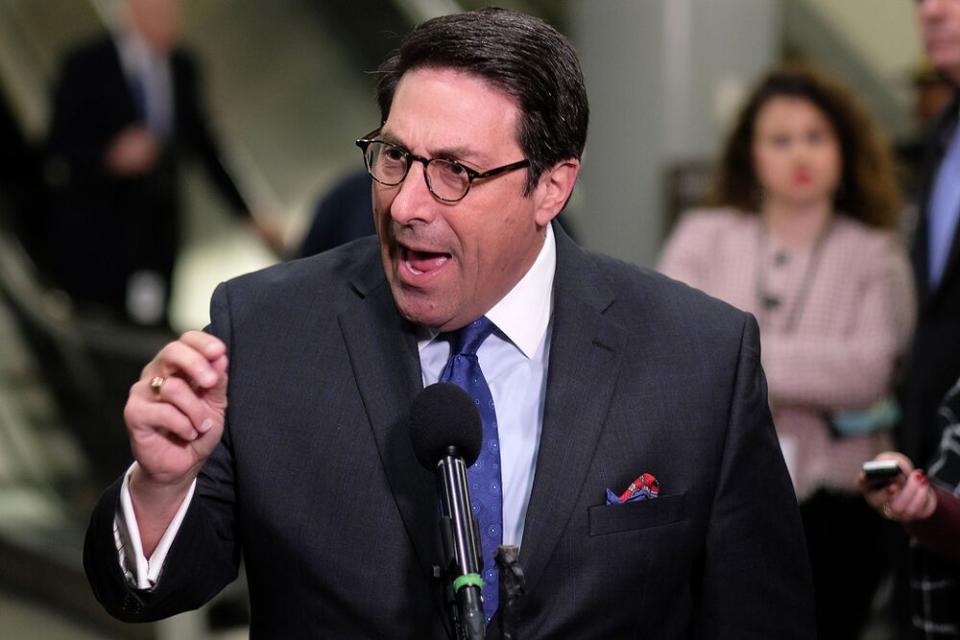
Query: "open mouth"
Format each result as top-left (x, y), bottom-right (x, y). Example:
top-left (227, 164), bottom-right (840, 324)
top-left (401, 246), bottom-right (451, 276)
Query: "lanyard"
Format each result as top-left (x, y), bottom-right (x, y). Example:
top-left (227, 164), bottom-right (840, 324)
top-left (755, 218), bottom-right (833, 335)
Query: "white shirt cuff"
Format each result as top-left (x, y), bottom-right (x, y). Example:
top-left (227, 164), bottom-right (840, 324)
top-left (113, 462), bottom-right (197, 590)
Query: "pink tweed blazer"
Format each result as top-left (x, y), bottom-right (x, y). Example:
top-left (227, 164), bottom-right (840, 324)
top-left (659, 208), bottom-right (916, 499)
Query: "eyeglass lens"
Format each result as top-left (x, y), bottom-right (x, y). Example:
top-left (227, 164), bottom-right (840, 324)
top-left (365, 141), bottom-right (470, 201)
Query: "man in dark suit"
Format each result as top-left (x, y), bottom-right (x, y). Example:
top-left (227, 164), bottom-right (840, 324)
top-left (901, 0), bottom-right (960, 467)
top-left (84, 9), bottom-right (814, 637)
top-left (45, 0), bottom-right (277, 326)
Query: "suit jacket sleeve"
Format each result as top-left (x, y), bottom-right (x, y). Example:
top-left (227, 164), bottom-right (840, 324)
top-left (83, 282), bottom-right (240, 621)
top-left (694, 314), bottom-right (815, 638)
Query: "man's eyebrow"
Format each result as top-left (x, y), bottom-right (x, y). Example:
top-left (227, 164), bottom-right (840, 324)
top-left (379, 129), bottom-right (490, 166)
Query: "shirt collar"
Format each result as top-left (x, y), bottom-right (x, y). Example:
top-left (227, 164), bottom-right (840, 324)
top-left (115, 28), bottom-right (164, 77)
top-left (417, 223), bottom-right (556, 359)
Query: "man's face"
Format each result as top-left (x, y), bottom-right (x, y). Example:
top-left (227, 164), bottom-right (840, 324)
top-left (374, 68), bottom-right (554, 331)
top-left (917, 0), bottom-right (960, 85)
top-left (128, 0), bottom-right (181, 54)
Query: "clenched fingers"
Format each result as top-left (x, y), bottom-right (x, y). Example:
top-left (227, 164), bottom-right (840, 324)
top-left (147, 334), bottom-right (227, 392)
top-left (141, 375), bottom-right (217, 437)
top-left (126, 398), bottom-right (203, 444)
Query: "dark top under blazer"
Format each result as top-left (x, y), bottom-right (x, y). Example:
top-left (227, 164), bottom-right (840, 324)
top-left (85, 225), bottom-right (815, 638)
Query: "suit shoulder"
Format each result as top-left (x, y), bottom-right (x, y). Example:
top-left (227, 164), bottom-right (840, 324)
top-left (170, 47), bottom-right (200, 79)
top-left (59, 36), bottom-right (116, 69)
top-left (222, 236), bottom-right (378, 302)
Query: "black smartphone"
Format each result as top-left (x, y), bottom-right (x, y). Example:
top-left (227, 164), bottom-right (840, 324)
top-left (862, 460), bottom-right (904, 489)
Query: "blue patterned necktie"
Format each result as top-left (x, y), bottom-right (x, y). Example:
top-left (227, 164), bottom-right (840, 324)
top-left (438, 316), bottom-right (502, 624)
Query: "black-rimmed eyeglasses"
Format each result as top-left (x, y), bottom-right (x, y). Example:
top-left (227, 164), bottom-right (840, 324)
top-left (355, 129), bottom-right (530, 203)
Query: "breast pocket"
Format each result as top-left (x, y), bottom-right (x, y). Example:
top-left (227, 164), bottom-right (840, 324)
top-left (587, 493), bottom-right (686, 537)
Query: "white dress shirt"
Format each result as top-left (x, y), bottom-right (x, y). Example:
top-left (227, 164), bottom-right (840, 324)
top-left (115, 29), bottom-right (174, 138)
top-left (116, 224), bottom-right (556, 589)
top-left (418, 223), bottom-right (555, 546)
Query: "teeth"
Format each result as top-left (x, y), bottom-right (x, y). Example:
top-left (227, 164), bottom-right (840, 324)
top-left (405, 259), bottom-right (424, 275)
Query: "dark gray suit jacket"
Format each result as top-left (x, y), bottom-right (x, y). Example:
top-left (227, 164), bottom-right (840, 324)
top-left (85, 225), bottom-right (814, 638)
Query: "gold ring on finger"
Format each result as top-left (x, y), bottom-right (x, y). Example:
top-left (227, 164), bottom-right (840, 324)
top-left (150, 376), bottom-right (166, 397)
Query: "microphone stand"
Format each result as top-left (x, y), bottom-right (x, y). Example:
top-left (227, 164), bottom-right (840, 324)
top-left (438, 452), bottom-right (485, 640)
top-left (496, 545), bottom-right (525, 640)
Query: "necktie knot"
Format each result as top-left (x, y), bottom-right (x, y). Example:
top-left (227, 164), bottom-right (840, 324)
top-left (447, 316), bottom-right (495, 356)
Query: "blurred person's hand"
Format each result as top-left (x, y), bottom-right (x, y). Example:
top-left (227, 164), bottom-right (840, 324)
top-left (124, 330), bottom-right (228, 555)
top-left (858, 451), bottom-right (938, 523)
top-left (105, 125), bottom-right (160, 176)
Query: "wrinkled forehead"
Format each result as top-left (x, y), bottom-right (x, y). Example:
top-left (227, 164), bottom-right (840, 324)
top-left (382, 67), bottom-right (522, 156)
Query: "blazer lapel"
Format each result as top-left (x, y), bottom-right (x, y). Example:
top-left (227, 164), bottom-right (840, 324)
top-left (518, 227), bottom-right (625, 594)
top-left (103, 40), bottom-right (142, 125)
top-left (337, 255), bottom-right (438, 578)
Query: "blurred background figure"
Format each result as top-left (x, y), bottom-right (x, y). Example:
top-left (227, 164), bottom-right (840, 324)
top-left (861, 377), bottom-right (960, 639)
top-left (914, 62), bottom-right (958, 126)
top-left (43, 0), bottom-right (281, 329)
top-left (0, 85), bottom-right (46, 260)
top-left (297, 169), bottom-right (374, 258)
top-left (659, 65), bottom-right (915, 639)
top-left (900, 0), bottom-right (960, 479)
top-left (896, 58), bottom-right (956, 209)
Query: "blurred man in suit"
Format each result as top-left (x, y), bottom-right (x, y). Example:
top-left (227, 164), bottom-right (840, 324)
top-left (84, 8), bottom-right (814, 637)
top-left (46, 0), bottom-right (278, 327)
top-left (901, 0), bottom-right (960, 467)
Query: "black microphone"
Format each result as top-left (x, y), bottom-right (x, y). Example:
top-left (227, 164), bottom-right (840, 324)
top-left (409, 383), bottom-right (485, 640)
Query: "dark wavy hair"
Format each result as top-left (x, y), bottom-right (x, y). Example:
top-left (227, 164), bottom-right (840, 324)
top-left (375, 7), bottom-right (589, 195)
top-left (710, 65), bottom-right (901, 229)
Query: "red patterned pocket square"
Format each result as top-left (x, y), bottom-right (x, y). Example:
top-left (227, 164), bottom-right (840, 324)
top-left (605, 473), bottom-right (660, 505)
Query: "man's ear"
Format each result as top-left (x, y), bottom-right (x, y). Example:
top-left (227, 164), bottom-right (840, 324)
top-left (532, 158), bottom-right (581, 227)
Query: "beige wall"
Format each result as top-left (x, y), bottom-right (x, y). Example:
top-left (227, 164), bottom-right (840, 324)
top-left (805, 0), bottom-right (924, 98)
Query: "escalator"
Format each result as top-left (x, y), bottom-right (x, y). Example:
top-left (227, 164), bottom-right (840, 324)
top-left (0, 2), bottom-right (422, 637)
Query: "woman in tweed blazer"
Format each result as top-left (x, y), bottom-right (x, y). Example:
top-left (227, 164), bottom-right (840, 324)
top-left (659, 66), bottom-right (915, 639)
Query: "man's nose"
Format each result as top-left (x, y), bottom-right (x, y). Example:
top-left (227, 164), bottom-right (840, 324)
top-left (389, 161), bottom-right (436, 225)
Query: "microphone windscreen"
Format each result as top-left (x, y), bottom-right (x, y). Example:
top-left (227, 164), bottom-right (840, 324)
top-left (409, 383), bottom-right (483, 469)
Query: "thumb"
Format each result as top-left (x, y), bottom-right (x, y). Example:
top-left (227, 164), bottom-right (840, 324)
top-left (192, 355), bottom-right (228, 459)
top-left (201, 353), bottom-right (229, 412)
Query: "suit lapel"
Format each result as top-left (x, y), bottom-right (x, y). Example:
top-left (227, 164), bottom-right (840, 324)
top-left (337, 255), bottom-right (438, 578)
top-left (518, 228), bottom-right (625, 594)
top-left (100, 38), bottom-right (142, 125)
top-left (937, 214), bottom-right (960, 302)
